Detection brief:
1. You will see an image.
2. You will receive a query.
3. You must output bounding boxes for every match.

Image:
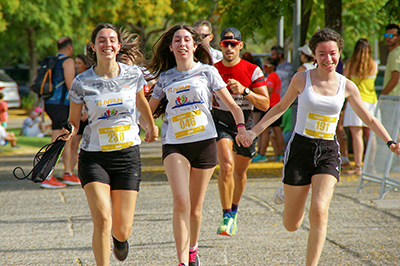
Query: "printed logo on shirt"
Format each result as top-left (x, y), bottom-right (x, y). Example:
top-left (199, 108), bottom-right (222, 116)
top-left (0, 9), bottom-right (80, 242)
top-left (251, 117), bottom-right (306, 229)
top-left (96, 97), bottom-right (123, 107)
top-left (172, 95), bottom-right (205, 109)
top-left (168, 85), bottom-right (190, 94)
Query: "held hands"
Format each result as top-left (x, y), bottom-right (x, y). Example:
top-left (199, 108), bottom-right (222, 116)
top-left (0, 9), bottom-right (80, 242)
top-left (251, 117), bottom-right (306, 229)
top-left (144, 123), bottom-right (159, 143)
top-left (235, 127), bottom-right (255, 147)
top-left (227, 79), bottom-right (245, 95)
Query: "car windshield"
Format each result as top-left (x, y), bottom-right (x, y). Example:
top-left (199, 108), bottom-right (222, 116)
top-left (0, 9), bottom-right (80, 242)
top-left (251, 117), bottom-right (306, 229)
top-left (0, 72), bottom-right (15, 82)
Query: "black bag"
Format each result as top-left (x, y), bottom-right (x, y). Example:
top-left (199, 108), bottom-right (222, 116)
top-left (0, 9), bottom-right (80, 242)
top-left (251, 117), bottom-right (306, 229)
top-left (13, 120), bottom-right (72, 183)
top-left (31, 54), bottom-right (68, 100)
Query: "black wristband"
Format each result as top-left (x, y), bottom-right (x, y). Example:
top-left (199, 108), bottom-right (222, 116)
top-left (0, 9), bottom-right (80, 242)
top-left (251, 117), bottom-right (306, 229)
top-left (387, 140), bottom-right (396, 148)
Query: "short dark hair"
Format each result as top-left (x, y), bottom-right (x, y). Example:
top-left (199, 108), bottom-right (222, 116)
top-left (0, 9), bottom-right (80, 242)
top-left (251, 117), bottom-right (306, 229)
top-left (271, 45), bottom-right (284, 58)
top-left (57, 37), bottom-right (73, 50)
top-left (193, 20), bottom-right (212, 31)
top-left (386, 24), bottom-right (400, 35)
top-left (309, 28), bottom-right (344, 54)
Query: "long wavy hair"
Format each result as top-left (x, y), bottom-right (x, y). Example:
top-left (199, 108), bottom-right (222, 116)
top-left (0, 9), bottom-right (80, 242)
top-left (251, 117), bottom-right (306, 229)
top-left (146, 24), bottom-right (213, 118)
top-left (86, 23), bottom-right (143, 66)
top-left (345, 39), bottom-right (374, 79)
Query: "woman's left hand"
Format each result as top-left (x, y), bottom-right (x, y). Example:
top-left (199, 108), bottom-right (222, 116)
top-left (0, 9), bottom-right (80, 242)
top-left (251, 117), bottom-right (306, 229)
top-left (389, 142), bottom-right (400, 157)
top-left (235, 128), bottom-right (255, 147)
top-left (60, 125), bottom-right (74, 141)
top-left (144, 124), bottom-right (159, 143)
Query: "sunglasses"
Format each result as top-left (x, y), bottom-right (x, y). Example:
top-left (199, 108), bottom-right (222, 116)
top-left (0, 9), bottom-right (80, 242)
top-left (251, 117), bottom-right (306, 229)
top-left (384, 33), bottom-right (398, 39)
top-left (200, 34), bottom-right (211, 38)
top-left (220, 40), bottom-right (241, 48)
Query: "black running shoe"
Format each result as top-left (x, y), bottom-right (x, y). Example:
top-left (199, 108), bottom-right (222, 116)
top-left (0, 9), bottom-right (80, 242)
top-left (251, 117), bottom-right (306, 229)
top-left (113, 236), bottom-right (129, 261)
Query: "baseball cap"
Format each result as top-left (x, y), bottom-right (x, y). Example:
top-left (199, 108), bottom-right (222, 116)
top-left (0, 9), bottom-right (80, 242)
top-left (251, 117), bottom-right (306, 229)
top-left (298, 44), bottom-right (313, 57)
top-left (220, 27), bottom-right (241, 41)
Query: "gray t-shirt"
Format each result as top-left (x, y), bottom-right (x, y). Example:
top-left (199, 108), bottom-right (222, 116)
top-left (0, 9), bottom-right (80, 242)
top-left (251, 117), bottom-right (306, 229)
top-left (152, 62), bottom-right (226, 144)
top-left (68, 62), bottom-right (146, 152)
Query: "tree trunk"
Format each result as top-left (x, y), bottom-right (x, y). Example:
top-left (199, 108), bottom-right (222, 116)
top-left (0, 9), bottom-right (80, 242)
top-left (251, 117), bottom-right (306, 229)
top-left (325, 0), bottom-right (342, 34)
top-left (301, 0), bottom-right (313, 45)
top-left (26, 27), bottom-right (37, 85)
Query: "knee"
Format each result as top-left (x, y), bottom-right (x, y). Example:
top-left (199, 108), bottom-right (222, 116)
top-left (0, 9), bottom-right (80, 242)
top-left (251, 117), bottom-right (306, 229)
top-left (308, 206), bottom-right (329, 228)
top-left (283, 220), bottom-right (301, 232)
top-left (173, 194), bottom-right (190, 214)
top-left (190, 205), bottom-right (202, 222)
top-left (92, 212), bottom-right (112, 232)
top-left (113, 225), bottom-right (132, 242)
top-left (219, 161), bottom-right (234, 177)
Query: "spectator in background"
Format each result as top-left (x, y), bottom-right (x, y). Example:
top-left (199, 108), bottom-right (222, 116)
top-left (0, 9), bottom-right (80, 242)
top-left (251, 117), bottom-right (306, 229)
top-left (343, 39), bottom-right (378, 174)
top-left (297, 44), bottom-right (316, 72)
top-left (241, 51), bottom-right (255, 64)
top-left (0, 92), bottom-right (8, 128)
top-left (381, 23), bottom-right (400, 96)
top-left (193, 19), bottom-right (223, 64)
top-left (21, 107), bottom-right (49, 137)
top-left (252, 57), bottom-right (284, 162)
top-left (270, 45), bottom-right (293, 98)
top-left (0, 125), bottom-right (18, 148)
top-left (41, 36), bottom-right (79, 188)
top-left (70, 54), bottom-right (91, 178)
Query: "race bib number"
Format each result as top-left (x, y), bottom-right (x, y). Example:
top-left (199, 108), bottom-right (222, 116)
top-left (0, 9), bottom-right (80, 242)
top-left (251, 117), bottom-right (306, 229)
top-left (98, 125), bottom-right (134, 151)
top-left (304, 112), bottom-right (336, 140)
top-left (171, 109), bottom-right (206, 139)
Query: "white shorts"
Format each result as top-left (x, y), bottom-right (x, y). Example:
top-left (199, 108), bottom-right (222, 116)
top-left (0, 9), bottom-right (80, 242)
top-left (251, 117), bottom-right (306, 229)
top-left (343, 101), bottom-right (377, 127)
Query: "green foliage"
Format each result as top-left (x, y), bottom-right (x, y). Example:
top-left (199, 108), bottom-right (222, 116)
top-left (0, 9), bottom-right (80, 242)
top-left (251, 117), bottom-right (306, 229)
top-left (21, 92), bottom-right (37, 111)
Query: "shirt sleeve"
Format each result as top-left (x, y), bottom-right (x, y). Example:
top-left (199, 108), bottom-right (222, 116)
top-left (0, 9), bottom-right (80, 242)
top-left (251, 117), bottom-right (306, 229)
top-left (152, 77), bottom-right (166, 100)
top-left (208, 65), bottom-right (227, 92)
top-left (67, 77), bottom-right (84, 104)
top-left (251, 66), bottom-right (267, 89)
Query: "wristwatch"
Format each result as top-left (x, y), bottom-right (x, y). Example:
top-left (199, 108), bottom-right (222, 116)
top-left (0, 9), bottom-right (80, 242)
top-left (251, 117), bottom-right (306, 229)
top-left (242, 87), bottom-right (251, 96)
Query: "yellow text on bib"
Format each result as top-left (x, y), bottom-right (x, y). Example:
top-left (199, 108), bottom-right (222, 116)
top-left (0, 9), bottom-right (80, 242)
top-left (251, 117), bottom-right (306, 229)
top-left (171, 109), bottom-right (205, 139)
top-left (98, 125), bottom-right (133, 151)
top-left (304, 112), bottom-right (337, 140)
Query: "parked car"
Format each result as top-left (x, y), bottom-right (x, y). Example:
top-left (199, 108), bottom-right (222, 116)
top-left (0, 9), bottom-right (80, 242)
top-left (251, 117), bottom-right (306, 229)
top-left (1, 65), bottom-right (31, 98)
top-left (0, 69), bottom-right (21, 108)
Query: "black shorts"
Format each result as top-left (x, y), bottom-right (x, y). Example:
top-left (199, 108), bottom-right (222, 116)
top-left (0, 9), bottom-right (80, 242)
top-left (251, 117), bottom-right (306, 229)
top-left (162, 138), bottom-right (217, 169)
top-left (45, 104), bottom-right (70, 130)
top-left (283, 133), bottom-right (340, 186)
top-left (78, 145), bottom-right (142, 191)
top-left (214, 119), bottom-right (256, 158)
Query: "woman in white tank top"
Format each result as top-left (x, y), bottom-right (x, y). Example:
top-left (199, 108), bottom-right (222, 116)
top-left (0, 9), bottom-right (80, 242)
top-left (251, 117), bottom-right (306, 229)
top-left (237, 28), bottom-right (400, 266)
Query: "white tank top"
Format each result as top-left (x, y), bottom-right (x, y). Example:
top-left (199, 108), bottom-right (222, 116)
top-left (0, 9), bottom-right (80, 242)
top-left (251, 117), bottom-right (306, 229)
top-left (294, 70), bottom-right (346, 140)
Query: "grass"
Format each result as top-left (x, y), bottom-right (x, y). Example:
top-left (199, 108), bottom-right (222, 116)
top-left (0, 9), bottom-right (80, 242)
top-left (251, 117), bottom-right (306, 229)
top-left (0, 118), bottom-right (165, 155)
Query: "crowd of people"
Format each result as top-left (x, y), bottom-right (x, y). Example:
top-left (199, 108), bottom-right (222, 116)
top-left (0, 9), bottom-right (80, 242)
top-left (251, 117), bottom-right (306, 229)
top-left (3, 19), bottom-right (400, 266)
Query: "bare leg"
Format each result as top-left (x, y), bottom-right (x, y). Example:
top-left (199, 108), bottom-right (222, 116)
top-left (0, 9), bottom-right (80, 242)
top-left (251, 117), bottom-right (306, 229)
top-left (84, 182), bottom-right (112, 266)
top-left (232, 154), bottom-right (252, 205)
top-left (349, 126), bottom-right (363, 167)
top-left (217, 138), bottom-right (235, 210)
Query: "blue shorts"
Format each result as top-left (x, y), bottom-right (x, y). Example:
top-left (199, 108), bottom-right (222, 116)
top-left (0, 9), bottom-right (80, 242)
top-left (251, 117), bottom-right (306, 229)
top-left (283, 134), bottom-right (341, 186)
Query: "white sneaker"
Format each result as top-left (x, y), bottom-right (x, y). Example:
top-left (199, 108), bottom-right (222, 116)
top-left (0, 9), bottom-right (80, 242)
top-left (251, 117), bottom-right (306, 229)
top-left (272, 185), bottom-right (284, 205)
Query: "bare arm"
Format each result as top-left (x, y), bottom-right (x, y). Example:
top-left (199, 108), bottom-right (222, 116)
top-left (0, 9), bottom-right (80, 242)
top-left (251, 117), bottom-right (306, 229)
top-left (136, 89), bottom-right (158, 143)
top-left (63, 58), bottom-right (76, 90)
top-left (215, 87), bottom-right (253, 147)
top-left (226, 78), bottom-right (270, 111)
top-left (345, 79), bottom-right (400, 155)
top-left (381, 70), bottom-right (400, 95)
top-left (61, 101), bottom-right (83, 140)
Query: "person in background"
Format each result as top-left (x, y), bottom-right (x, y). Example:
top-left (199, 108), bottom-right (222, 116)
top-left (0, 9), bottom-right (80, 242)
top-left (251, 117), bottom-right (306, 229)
top-left (41, 36), bottom-right (78, 188)
top-left (0, 125), bottom-right (18, 148)
top-left (146, 24), bottom-right (251, 266)
top-left (297, 44), bottom-right (316, 72)
top-left (0, 92), bottom-right (8, 128)
top-left (236, 28), bottom-right (400, 266)
top-left (343, 39), bottom-right (378, 174)
top-left (193, 19), bottom-right (223, 64)
top-left (270, 45), bottom-right (293, 98)
top-left (70, 54), bottom-right (91, 178)
top-left (252, 57), bottom-right (284, 162)
top-left (21, 107), bottom-right (49, 137)
top-left (213, 27), bottom-right (269, 237)
top-left (381, 23), bottom-right (400, 96)
top-left (62, 23), bottom-right (158, 265)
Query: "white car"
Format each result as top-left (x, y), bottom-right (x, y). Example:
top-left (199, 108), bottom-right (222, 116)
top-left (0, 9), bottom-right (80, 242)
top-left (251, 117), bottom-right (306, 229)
top-left (0, 69), bottom-right (21, 108)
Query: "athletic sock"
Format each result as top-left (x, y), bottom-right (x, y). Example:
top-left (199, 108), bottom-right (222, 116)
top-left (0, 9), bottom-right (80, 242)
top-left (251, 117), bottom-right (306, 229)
top-left (223, 209), bottom-right (232, 217)
top-left (231, 203), bottom-right (238, 214)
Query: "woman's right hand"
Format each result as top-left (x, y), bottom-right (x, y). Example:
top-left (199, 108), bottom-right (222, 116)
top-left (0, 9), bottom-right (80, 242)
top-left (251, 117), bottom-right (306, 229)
top-left (235, 128), bottom-right (255, 147)
top-left (144, 123), bottom-right (159, 143)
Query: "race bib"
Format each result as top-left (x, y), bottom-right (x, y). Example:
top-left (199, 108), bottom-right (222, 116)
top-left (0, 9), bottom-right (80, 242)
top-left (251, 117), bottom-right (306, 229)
top-left (171, 109), bottom-right (206, 139)
top-left (304, 112), bottom-right (337, 140)
top-left (98, 125), bottom-right (134, 151)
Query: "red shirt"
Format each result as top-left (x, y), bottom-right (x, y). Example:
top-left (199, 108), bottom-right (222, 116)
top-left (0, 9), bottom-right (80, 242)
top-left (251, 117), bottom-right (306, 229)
top-left (266, 72), bottom-right (281, 107)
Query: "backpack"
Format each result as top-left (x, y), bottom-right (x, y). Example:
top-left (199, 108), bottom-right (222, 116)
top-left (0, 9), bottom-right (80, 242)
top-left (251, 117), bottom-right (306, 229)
top-left (31, 54), bottom-right (68, 100)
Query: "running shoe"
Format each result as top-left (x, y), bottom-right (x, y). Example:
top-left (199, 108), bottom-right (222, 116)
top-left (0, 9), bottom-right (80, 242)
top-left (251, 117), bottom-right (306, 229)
top-left (113, 236), bottom-right (129, 261)
top-left (40, 176), bottom-right (67, 189)
top-left (231, 212), bottom-right (238, 236)
top-left (341, 161), bottom-right (351, 170)
top-left (189, 247), bottom-right (200, 266)
top-left (217, 214), bottom-right (234, 236)
top-left (272, 185), bottom-right (284, 205)
top-left (62, 173), bottom-right (81, 186)
top-left (275, 155), bottom-right (283, 162)
top-left (252, 154), bottom-right (267, 163)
